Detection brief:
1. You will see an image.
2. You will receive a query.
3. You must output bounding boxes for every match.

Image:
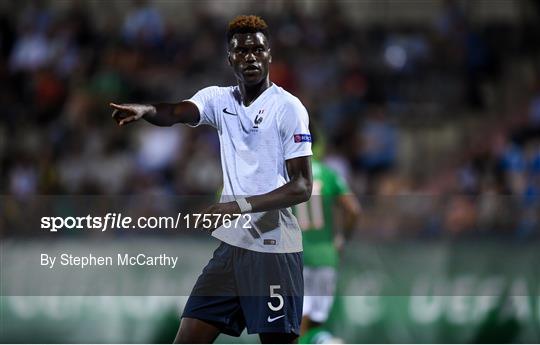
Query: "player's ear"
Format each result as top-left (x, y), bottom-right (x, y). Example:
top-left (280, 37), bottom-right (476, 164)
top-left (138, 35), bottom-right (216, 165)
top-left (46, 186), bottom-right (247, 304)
top-left (227, 51), bottom-right (233, 66)
top-left (268, 49), bottom-right (272, 63)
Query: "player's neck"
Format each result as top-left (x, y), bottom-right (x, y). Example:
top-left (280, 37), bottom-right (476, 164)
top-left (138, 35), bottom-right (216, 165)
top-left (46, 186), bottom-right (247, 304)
top-left (239, 78), bottom-right (271, 107)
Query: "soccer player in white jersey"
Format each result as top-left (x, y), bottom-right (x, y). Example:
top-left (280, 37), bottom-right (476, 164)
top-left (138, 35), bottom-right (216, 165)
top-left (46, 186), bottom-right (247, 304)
top-left (110, 15), bottom-right (312, 343)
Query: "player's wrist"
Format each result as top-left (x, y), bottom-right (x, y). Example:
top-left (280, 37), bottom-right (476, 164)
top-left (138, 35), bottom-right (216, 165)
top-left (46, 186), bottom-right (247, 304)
top-left (236, 197), bottom-right (252, 213)
top-left (141, 104), bottom-right (157, 119)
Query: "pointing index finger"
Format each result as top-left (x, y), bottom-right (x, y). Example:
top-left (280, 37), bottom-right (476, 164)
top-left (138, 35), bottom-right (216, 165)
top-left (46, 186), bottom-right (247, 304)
top-left (109, 102), bottom-right (129, 110)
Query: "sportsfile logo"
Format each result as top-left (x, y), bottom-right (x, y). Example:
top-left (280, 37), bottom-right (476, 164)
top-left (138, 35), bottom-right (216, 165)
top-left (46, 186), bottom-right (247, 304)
top-left (40, 213), bottom-right (253, 232)
top-left (293, 134), bottom-right (311, 143)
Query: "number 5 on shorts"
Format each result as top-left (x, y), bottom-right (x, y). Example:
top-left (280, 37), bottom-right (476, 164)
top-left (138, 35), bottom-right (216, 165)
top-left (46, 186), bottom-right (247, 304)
top-left (268, 285), bottom-right (284, 311)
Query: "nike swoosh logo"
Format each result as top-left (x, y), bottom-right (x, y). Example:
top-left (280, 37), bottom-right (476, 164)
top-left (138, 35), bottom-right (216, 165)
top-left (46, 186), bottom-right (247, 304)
top-left (267, 315), bottom-right (285, 323)
top-left (222, 108), bottom-right (238, 116)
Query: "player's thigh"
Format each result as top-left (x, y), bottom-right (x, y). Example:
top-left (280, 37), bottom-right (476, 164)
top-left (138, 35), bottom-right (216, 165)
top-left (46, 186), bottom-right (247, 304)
top-left (174, 317), bottom-right (220, 344)
top-left (182, 243), bottom-right (247, 337)
top-left (236, 249), bottom-right (303, 335)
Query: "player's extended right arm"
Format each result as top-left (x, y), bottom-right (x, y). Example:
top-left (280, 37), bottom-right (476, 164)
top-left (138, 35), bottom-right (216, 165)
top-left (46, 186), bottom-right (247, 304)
top-left (110, 101), bottom-right (199, 127)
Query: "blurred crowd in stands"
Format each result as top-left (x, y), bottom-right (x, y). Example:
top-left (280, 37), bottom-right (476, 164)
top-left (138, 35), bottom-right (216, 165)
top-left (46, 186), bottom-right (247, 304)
top-left (1, 0), bottom-right (539, 238)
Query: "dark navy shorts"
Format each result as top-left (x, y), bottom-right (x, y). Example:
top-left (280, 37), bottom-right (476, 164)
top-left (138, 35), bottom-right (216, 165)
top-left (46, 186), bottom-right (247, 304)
top-left (182, 242), bottom-right (303, 336)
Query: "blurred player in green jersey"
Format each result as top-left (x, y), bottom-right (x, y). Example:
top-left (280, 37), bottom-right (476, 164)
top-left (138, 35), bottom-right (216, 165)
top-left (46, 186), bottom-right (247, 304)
top-left (296, 129), bottom-right (361, 344)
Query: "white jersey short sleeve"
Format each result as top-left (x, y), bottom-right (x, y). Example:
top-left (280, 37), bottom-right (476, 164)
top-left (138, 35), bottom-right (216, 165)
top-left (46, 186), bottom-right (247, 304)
top-left (185, 83), bottom-right (312, 253)
top-left (278, 99), bottom-right (312, 161)
top-left (185, 86), bottom-right (223, 130)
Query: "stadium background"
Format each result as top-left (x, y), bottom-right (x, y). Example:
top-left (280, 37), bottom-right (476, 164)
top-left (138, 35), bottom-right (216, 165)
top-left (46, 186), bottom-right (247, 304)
top-left (1, 0), bottom-right (540, 343)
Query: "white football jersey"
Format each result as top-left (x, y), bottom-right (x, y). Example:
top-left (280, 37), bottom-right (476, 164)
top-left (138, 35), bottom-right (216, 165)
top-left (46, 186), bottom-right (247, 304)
top-left (186, 83), bottom-right (312, 253)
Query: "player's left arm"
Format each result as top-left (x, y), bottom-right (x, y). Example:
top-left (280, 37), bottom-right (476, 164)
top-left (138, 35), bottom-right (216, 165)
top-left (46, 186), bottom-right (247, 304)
top-left (201, 156), bottom-right (312, 215)
top-left (247, 155), bottom-right (313, 211)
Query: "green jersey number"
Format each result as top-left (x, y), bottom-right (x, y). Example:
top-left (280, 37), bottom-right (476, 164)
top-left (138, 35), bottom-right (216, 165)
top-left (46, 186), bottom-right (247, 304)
top-left (296, 181), bottom-right (324, 231)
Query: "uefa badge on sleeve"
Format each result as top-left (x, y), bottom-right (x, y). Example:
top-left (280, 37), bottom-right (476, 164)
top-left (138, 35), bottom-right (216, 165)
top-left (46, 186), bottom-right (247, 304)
top-left (293, 134), bottom-right (312, 143)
